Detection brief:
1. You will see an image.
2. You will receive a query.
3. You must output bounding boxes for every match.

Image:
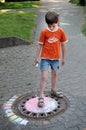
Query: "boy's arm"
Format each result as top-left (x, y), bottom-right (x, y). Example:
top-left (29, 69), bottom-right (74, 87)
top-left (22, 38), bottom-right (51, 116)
top-left (61, 42), bottom-right (66, 66)
top-left (35, 44), bottom-right (43, 64)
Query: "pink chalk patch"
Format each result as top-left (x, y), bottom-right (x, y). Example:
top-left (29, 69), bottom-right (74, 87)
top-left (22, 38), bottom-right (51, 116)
top-left (3, 106), bottom-right (11, 109)
top-left (25, 97), bottom-right (58, 113)
top-left (12, 95), bottom-right (18, 99)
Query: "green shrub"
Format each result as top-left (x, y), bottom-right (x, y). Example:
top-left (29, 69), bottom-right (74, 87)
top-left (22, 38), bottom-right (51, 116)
top-left (5, 0), bottom-right (40, 1)
top-left (82, 22), bottom-right (86, 36)
top-left (69, 0), bottom-right (79, 5)
top-left (69, 0), bottom-right (86, 5)
top-left (0, 1), bottom-right (40, 9)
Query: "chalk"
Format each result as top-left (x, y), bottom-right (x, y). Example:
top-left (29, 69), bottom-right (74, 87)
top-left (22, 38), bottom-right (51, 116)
top-left (6, 112), bottom-right (15, 117)
top-left (5, 109), bottom-right (13, 114)
top-left (10, 115), bottom-right (18, 120)
top-left (14, 117), bottom-right (23, 123)
top-left (3, 106), bottom-right (11, 109)
top-left (12, 95), bottom-right (18, 99)
top-left (35, 63), bottom-right (39, 67)
top-left (20, 119), bottom-right (28, 125)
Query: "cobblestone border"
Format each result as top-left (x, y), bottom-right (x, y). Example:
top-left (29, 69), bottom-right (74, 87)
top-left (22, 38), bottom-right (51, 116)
top-left (0, 36), bottom-right (30, 48)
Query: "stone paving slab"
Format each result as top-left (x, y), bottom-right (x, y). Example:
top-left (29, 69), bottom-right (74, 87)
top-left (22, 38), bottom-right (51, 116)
top-left (0, 0), bottom-right (86, 130)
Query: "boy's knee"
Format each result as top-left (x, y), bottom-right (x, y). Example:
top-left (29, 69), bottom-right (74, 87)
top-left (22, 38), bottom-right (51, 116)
top-left (41, 76), bottom-right (47, 82)
top-left (52, 71), bottom-right (57, 78)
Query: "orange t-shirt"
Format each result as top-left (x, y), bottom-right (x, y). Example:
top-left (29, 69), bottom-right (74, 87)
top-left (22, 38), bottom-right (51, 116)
top-left (38, 27), bottom-right (68, 60)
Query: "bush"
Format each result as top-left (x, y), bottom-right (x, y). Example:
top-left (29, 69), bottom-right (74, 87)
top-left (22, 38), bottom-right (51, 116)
top-left (5, 0), bottom-right (40, 1)
top-left (69, 0), bottom-right (79, 5)
top-left (69, 0), bottom-right (86, 5)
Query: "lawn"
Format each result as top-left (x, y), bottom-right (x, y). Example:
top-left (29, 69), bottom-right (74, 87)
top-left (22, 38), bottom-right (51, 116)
top-left (0, 1), bottom-right (40, 9)
top-left (0, 11), bottom-right (36, 42)
top-left (0, 1), bottom-right (40, 43)
top-left (82, 19), bottom-right (86, 36)
top-left (82, 7), bottom-right (86, 36)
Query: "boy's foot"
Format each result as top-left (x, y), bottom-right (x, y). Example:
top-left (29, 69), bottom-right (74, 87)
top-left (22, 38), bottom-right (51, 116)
top-left (38, 97), bottom-right (44, 107)
top-left (51, 90), bottom-right (63, 98)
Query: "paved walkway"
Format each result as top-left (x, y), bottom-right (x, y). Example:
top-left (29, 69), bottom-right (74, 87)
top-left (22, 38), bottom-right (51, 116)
top-left (0, 0), bottom-right (86, 130)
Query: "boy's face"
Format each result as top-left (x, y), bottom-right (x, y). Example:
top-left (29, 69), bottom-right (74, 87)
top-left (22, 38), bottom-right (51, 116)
top-left (48, 23), bottom-right (57, 31)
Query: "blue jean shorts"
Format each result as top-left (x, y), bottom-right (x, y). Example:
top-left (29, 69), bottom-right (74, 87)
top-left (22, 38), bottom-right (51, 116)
top-left (40, 59), bottom-right (60, 71)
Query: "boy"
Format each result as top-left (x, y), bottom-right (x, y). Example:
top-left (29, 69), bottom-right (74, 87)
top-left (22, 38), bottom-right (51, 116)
top-left (35, 11), bottom-right (68, 107)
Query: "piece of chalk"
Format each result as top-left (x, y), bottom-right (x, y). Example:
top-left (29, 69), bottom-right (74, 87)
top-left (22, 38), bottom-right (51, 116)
top-left (35, 63), bottom-right (38, 67)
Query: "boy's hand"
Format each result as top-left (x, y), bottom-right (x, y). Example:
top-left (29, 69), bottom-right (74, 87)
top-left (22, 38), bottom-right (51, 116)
top-left (61, 59), bottom-right (65, 66)
top-left (35, 59), bottom-right (39, 67)
top-left (35, 58), bottom-right (39, 65)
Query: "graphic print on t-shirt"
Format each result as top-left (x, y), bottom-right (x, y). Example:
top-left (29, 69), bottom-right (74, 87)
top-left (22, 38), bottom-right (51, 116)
top-left (48, 36), bottom-right (58, 43)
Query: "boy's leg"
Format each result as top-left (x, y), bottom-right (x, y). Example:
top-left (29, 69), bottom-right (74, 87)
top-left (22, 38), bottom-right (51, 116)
top-left (51, 70), bottom-right (63, 97)
top-left (51, 70), bottom-right (58, 91)
top-left (39, 59), bottom-right (49, 97)
top-left (38, 71), bottom-right (48, 107)
top-left (39, 71), bottom-right (48, 97)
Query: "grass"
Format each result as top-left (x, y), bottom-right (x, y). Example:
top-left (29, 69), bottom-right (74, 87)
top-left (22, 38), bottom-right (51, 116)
top-left (69, 0), bottom-right (79, 5)
top-left (0, 1), bottom-right (40, 10)
top-left (82, 7), bottom-right (86, 36)
top-left (0, 1), bottom-right (40, 43)
top-left (82, 20), bottom-right (86, 36)
top-left (0, 11), bottom-right (36, 42)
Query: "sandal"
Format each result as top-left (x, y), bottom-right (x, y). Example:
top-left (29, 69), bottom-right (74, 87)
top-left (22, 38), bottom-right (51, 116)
top-left (38, 97), bottom-right (44, 107)
top-left (51, 90), bottom-right (63, 98)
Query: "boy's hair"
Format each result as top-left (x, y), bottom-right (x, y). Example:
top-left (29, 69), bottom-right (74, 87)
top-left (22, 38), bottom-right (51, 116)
top-left (45, 11), bottom-right (59, 24)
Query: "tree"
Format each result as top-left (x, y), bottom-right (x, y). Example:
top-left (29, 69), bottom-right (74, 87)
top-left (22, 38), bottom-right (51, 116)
top-left (79, 0), bottom-right (85, 6)
top-left (0, 0), bottom-right (5, 3)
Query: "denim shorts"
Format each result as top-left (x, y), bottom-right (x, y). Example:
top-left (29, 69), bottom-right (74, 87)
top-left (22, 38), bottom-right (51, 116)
top-left (40, 59), bottom-right (60, 71)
